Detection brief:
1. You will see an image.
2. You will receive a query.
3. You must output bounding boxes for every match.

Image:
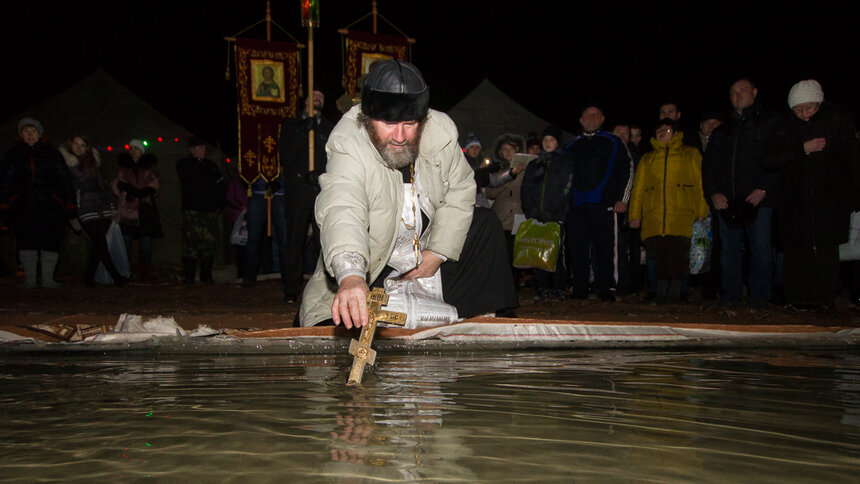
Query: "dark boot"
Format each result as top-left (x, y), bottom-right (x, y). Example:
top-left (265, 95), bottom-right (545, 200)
top-left (199, 257), bottom-right (214, 284)
top-left (112, 273), bottom-right (129, 287)
top-left (138, 262), bottom-right (155, 281)
top-left (182, 257), bottom-right (196, 285)
top-left (666, 280), bottom-right (682, 304)
top-left (84, 265), bottom-right (97, 288)
top-left (101, 252), bottom-right (128, 287)
top-left (655, 280), bottom-right (669, 304)
top-left (105, 263), bottom-right (129, 287)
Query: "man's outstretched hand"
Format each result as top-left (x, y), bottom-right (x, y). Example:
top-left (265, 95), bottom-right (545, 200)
top-left (332, 275), bottom-right (369, 329)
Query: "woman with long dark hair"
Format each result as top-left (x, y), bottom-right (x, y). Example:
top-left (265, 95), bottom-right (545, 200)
top-left (60, 134), bottom-right (127, 287)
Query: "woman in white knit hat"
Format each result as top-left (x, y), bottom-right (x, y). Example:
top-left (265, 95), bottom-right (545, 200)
top-left (762, 79), bottom-right (860, 310)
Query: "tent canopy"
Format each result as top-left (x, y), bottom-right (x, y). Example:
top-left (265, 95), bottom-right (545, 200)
top-left (446, 79), bottom-right (574, 157)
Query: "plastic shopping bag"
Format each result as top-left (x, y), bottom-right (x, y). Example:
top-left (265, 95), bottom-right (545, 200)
top-left (689, 215), bottom-right (712, 275)
top-left (230, 209), bottom-right (248, 246)
top-left (513, 219), bottom-right (560, 272)
top-left (839, 211), bottom-right (860, 261)
top-left (94, 221), bottom-right (131, 284)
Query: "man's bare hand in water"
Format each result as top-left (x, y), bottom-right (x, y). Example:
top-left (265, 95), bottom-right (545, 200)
top-left (332, 275), bottom-right (369, 329)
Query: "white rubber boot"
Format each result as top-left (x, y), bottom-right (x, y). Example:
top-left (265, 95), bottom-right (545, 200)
top-left (40, 251), bottom-right (61, 288)
top-left (19, 250), bottom-right (38, 288)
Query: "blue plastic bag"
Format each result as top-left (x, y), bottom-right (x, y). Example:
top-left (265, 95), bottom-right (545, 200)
top-left (689, 216), bottom-right (712, 275)
top-left (94, 221), bottom-right (131, 284)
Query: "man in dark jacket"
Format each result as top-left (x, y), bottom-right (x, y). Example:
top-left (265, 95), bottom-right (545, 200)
top-left (658, 101), bottom-right (700, 151)
top-left (684, 111), bottom-right (725, 301)
top-left (176, 137), bottom-right (226, 284)
top-left (763, 79), bottom-right (860, 308)
top-left (279, 90), bottom-right (335, 302)
top-left (702, 78), bottom-right (778, 307)
top-left (564, 104), bottom-right (632, 301)
top-left (521, 126), bottom-right (572, 301)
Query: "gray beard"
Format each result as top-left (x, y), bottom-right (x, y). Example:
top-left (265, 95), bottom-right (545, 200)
top-left (364, 118), bottom-right (422, 169)
top-left (377, 142), bottom-right (418, 169)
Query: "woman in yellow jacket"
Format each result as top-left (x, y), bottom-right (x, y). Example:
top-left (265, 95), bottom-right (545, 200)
top-left (628, 119), bottom-right (710, 303)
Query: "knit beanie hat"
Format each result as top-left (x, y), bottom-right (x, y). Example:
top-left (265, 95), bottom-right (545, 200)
top-left (526, 131), bottom-right (541, 150)
top-left (787, 80), bottom-right (824, 108)
top-left (17, 117), bottom-right (44, 136)
top-left (464, 132), bottom-right (481, 150)
top-left (129, 139), bottom-right (145, 153)
top-left (361, 59), bottom-right (429, 122)
top-left (542, 126), bottom-right (563, 144)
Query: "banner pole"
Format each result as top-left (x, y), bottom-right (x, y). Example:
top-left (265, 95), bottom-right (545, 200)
top-left (266, 1), bottom-right (271, 41)
top-left (265, 0), bottom-right (273, 237)
top-left (307, 24), bottom-right (315, 173)
top-left (267, 196), bottom-right (272, 237)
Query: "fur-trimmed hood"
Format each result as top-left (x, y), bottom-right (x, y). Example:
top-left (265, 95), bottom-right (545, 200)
top-left (492, 133), bottom-right (526, 169)
top-left (58, 144), bottom-right (100, 168)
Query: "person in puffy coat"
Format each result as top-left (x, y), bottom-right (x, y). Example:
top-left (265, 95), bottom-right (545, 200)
top-left (112, 139), bottom-right (161, 281)
top-left (485, 132), bottom-right (527, 283)
top-left (520, 126), bottom-right (572, 301)
top-left (0, 118), bottom-right (77, 288)
top-left (60, 134), bottom-right (127, 287)
top-left (485, 133), bottom-right (527, 235)
top-left (763, 79), bottom-right (860, 309)
top-left (629, 119), bottom-right (709, 303)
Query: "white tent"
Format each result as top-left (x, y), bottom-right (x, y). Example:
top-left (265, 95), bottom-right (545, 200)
top-left (446, 79), bottom-right (574, 155)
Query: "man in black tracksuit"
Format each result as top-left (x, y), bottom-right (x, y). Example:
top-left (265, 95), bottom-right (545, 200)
top-left (564, 104), bottom-right (632, 301)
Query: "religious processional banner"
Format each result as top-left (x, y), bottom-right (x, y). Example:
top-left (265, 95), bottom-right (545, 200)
top-left (235, 37), bottom-right (300, 184)
top-left (343, 30), bottom-right (409, 98)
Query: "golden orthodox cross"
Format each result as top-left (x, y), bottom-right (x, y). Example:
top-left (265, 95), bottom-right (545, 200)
top-left (346, 288), bottom-right (407, 385)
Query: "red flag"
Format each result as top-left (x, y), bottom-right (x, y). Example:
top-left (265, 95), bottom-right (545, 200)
top-left (235, 38), bottom-right (300, 184)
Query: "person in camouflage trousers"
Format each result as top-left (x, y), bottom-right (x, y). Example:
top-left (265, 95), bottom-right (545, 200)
top-left (176, 137), bottom-right (225, 283)
top-left (182, 210), bottom-right (220, 277)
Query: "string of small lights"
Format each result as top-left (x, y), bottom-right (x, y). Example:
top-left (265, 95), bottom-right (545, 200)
top-left (94, 137), bottom-right (233, 163)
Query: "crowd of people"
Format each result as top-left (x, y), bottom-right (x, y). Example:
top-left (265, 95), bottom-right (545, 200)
top-left (470, 77), bottom-right (859, 312)
top-left (1, 71), bottom-right (858, 319)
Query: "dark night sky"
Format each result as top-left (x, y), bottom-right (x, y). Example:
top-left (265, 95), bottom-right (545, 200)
top-left (2, 1), bottom-right (857, 154)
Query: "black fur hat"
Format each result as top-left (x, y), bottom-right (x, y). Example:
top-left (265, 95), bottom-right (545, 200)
top-left (361, 59), bottom-right (429, 122)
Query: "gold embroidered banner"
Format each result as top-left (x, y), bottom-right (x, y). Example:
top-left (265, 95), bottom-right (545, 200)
top-left (343, 30), bottom-right (409, 98)
top-left (235, 37), bottom-right (299, 184)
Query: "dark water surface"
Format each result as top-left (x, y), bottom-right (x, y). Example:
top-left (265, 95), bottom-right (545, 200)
top-left (1, 350), bottom-right (858, 483)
